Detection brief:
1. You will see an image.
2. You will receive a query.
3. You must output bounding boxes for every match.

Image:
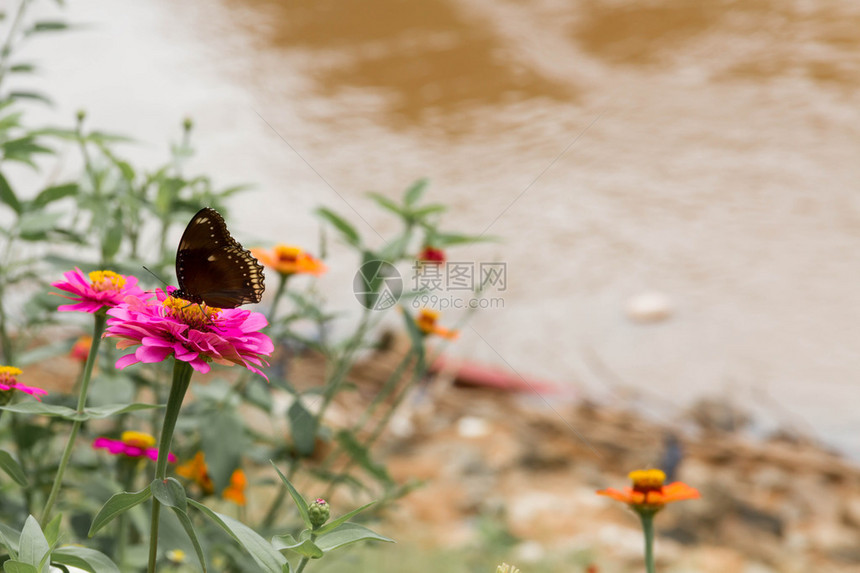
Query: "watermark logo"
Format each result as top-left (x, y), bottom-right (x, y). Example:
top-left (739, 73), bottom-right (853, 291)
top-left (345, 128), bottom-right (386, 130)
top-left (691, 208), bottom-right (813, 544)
top-left (353, 260), bottom-right (403, 310)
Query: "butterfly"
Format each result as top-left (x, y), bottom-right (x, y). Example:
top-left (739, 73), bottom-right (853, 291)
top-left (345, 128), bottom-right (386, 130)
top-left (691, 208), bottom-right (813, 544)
top-left (173, 207), bottom-right (265, 308)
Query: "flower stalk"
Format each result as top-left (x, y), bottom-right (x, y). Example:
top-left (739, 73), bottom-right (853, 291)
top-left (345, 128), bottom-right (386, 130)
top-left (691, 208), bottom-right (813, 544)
top-left (147, 359), bottom-right (194, 573)
top-left (41, 311), bottom-right (106, 523)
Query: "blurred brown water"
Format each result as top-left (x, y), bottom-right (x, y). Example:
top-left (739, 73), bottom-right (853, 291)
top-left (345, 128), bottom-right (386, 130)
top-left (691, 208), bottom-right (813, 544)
top-left (24, 0), bottom-right (860, 454)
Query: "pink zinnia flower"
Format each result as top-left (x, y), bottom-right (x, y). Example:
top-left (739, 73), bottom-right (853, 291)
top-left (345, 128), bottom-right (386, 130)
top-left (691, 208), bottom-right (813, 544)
top-left (104, 290), bottom-right (273, 379)
top-left (92, 431), bottom-right (177, 462)
top-left (0, 366), bottom-right (48, 401)
top-left (52, 268), bottom-right (146, 313)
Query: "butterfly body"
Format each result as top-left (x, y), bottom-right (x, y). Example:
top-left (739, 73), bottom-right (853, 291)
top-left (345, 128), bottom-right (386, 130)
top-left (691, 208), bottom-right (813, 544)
top-left (174, 208), bottom-right (265, 308)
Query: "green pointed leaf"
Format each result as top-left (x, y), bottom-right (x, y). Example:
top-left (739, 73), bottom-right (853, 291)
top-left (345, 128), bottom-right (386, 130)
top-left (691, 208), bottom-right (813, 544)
top-left (18, 516), bottom-right (49, 570)
top-left (403, 178), bottom-right (428, 206)
top-left (366, 192), bottom-right (406, 217)
top-left (189, 500), bottom-right (287, 573)
top-left (271, 534), bottom-right (323, 559)
top-left (0, 450), bottom-right (28, 486)
top-left (3, 562), bottom-right (37, 573)
top-left (200, 409), bottom-right (244, 493)
top-left (335, 431), bottom-right (393, 487)
top-left (315, 523), bottom-right (394, 552)
top-left (315, 208), bottom-right (360, 247)
top-left (0, 522), bottom-right (20, 555)
top-left (29, 21), bottom-right (69, 33)
top-left (43, 515), bottom-right (60, 547)
top-left (84, 403), bottom-right (162, 418)
top-left (51, 546), bottom-right (120, 573)
top-left (409, 204), bottom-right (447, 218)
top-left (0, 403), bottom-right (76, 418)
top-left (287, 399), bottom-right (317, 457)
top-left (269, 462), bottom-right (311, 529)
top-left (29, 183), bottom-right (77, 209)
top-left (150, 478), bottom-right (186, 512)
top-left (18, 211), bottom-right (63, 236)
top-left (0, 172), bottom-right (22, 215)
top-left (314, 502), bottom-right (376, 535)
top-left (168, 507), bottom-right (206, 573)
top-left (88, 486), bottom-right (152, 536)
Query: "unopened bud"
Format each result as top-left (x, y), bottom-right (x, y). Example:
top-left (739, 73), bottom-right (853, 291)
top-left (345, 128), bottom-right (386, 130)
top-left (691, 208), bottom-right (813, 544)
top-left (308, 498), bottom-right (330, 528)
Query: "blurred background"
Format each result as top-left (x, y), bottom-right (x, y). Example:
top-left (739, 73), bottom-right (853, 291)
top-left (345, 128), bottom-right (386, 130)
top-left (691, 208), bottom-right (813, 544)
top-left (20, 0), bottom-right (860, 456)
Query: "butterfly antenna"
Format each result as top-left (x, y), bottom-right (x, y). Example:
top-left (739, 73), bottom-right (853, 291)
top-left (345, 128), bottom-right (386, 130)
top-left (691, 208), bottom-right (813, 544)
top-left (142, 266), bottom-right (174, 294)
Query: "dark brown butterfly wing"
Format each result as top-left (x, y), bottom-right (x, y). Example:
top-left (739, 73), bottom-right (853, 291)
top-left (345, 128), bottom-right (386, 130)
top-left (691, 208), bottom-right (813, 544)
top-left (174, 208), bottom-right (265, 308)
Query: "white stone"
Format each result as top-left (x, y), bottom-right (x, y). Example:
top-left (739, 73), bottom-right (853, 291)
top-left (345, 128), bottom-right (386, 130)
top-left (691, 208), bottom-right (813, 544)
top-left (626, 291), bottom-right (673, 323)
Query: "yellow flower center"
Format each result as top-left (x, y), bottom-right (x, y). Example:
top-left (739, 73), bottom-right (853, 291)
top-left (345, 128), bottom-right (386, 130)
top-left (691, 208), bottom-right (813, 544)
top-left (629, 469), bottom-right (666, 493)
top-left (275, 245), bottom-right (302, 263)
top-left (121, 431), bottom-right (156, 449)
top-left (163, 296), bottom-right (220, 328)
top-left (166, 549), bottom-right (186, 564)
top-left (0, 366), bottom-right (22, 385)
top-left (416, 309), bottom-right (440, 334)
top-left (88, 270), bottom-right (126, 292)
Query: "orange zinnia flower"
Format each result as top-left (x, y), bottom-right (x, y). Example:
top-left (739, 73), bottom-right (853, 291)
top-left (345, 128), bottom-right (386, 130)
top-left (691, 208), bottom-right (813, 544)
top-left (597, 469), bottom-right (699, 513)
top-left (176, 451), bottom-right (214, 495)
top-left (415, 308), bottom-right (458, 340)
top-left (250, 245), bottom-right (326, 277)
top-left (70, 336), bottom-right (92, 362)
top-left (221, 469), bottom-right (247, 506)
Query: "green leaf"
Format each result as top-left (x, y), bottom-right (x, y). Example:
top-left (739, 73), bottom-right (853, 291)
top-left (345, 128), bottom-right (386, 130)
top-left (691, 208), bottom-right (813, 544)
top-left (42, 515), bottom-right (60, 547)
top-left (0, 172), bottom-right (22, 214)
top-left (366, 192), bottom-right (405, 217)
top-left (3, 562), bottom-right (37, 573)
top-left (52, 546), bottom-right (120, 573)
top-left (150, 478), bottom-right (186, 512)
top-left (7, 92), bottom-right (52, 106)
top-left (189, 500), bottom-right (287, 573)
top-left (18, 516), bottom-right (49, 570)
top-left (403, 178), bottom-right (428, 207)
top-left (287, 399), bottom-right (317, 457)
top-left (84, 403), bottom-right (162, 418)
top-left (167, 507), bottom-right (206, 573)
top-left (0, 403), bottom-right (77, 419)
top-left (18, 211), bottom-right (63, 236)
top-left (101, 211), bottom-right (124, 261)
top-left (0, 450), bottom-right (28, 486)
top-left (0, 522), bottom-right (20, 554)
top-left (315, 208), bottom-right (360, 247)
top-left (30, 183), bottom-right (77, 209)
top-left (314, 502), bottom-right (376, 535)
top-left (88, 486), bottom-right (152, 536)
top-left (335, 431), bottom-right (393, 487)
top-left (9, 63), bottom-right (36, 74)
top-left (315, 523), bottom-right (394, 552)
top-left (271, 534), bottom-right (323, 559)
top-left (426, 231), bottom-right (497, 246)
top-left (200, 409), bottom-right (244, 493)
top-left (269, 462), bottom-right (311, 529)
top-left (29, 20), bottom-right (69, 32)
top-left (409, 204), bottom-right (447, 218)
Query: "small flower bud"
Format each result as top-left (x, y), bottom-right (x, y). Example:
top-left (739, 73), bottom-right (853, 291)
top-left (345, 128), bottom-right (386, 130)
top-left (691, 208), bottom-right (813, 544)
top-left (308, 498), bottom-right (330, 528)
top-left (183, 116), bottom-right (193, 132)
top-left (76, 109), bottom-right (86, 124)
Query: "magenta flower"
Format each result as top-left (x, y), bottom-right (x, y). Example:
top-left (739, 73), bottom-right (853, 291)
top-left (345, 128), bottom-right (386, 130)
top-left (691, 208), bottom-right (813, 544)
top-left (0, 366), bottom-right (47, 401)
top-left (104, 290), bottom-right (273, 379)
top-left (93, 431), bottom-right (177, 462)
top-left (52, 268), bottom-right (146, 313)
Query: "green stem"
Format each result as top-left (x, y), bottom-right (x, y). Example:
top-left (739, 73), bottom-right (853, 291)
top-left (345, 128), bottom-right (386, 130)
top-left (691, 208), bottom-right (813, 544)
top-left (147, 359), bottom-right (194, 573)
top-left (640, 511), bottom-right (656, 573)
top-left (353, 351), bottom-right (413, 431)
top-left (116, 459), bottom-right (137, 570)
top-left (267, 273), bottom-right (289, 324)
top-left (40, 312), bottom-right (106, 523)
top-left (0, 0), bottom-right (29, 91)
top-left (295, 533), bottom-right (317, 573)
